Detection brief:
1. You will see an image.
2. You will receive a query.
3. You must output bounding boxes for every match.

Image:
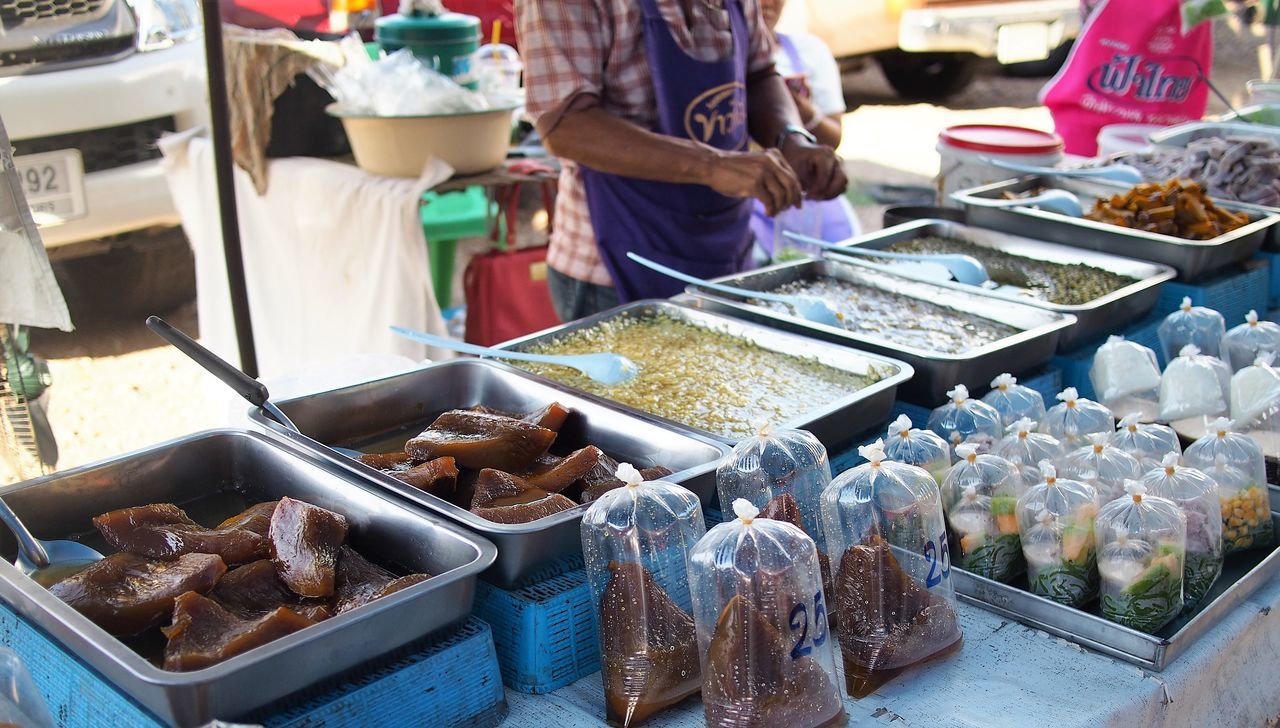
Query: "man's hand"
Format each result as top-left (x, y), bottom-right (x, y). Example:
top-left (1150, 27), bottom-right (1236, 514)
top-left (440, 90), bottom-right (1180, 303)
top-left (779, 136), bottom-right (848, 201)
top-left (706, 148), bottom-right (803, 217)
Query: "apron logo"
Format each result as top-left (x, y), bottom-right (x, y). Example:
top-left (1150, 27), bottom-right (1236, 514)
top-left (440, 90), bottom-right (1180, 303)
top-left (1086, 53), bottom-right (1200, 103)
top-left (684, 82), bottom-right (747, 146)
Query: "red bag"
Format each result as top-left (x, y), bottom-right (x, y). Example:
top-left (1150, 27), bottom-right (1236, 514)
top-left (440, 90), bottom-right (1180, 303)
top-left (464, 180), bottom-right (561, 346)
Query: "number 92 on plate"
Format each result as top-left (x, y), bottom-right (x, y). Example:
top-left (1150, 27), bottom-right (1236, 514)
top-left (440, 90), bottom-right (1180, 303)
top-left (13, 149), bottom-right (87, 226)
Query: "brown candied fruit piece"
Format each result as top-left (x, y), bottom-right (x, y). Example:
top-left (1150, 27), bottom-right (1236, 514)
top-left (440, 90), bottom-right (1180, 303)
top-left (93, 503), bottom-right (267, 564)
top-left (268, 498), bottom-right (349, 598)
top-left (217, 501), bottom-right (280, 539)
top-left (470, 469), bottom-right (577, 524)
top-left (49, 553), bottom-right (227, 636)
top-left (161, 591), bottom-right (314, 671)
top-left (389, 456), bottom-right (459, 499)
top-left (405, 410), bottom-right (557, 472)
top-left (358, 451), bottom-right (412, 470)
top-left (522, 402), bottom-right (572, 431)
top-left (210, 560), bottom-right (333, 622)
top-left (332, 546), bottom-right (431, 615)
top-left (522, 446), bottom-right (603, 493)
top-left (578, 452), bottom-right (674, 503)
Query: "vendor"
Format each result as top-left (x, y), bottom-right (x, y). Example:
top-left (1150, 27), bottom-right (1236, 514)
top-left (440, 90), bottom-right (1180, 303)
top-left (516, 0), bottom-right (848, 320)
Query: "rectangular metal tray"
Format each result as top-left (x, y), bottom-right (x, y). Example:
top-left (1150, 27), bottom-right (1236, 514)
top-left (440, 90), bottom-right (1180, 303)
top-left (1149, 120), bottom-right (1280, 148)
top-left (497, 299), bottom-right (914, 446)
top-left (831, 219), bottom-right (1176, 351)
top-left (250, 358), bottom-right (728, 589)
top-left (0, 429), bottom-right (496, 727)
top-left (676, 262), bottom-right (1072, 404)
top-left (952, 175), bottom-right (1279, 279)
top-left (952, 511), bottom-right (1280, 671)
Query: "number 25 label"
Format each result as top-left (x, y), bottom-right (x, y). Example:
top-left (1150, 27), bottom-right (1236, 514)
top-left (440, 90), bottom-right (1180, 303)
top-left (788, 591), bottom-right (828, 660)
top-left (924, 529), bottom-right (951, 588)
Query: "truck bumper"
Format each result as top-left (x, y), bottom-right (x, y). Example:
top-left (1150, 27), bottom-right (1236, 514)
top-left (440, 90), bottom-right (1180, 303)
top-left (899, 0), bottom-right (1080, 63)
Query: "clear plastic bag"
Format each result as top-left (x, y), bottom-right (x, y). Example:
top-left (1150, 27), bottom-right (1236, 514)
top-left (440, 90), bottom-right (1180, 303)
top-left (1057, 432), bottom-right (1144, 503)
top-left (820, 441), bottom-right (962, 698)
top-left (993, 416), bottom-right (1063, 469)
top-left (941, 444), bottom-right (1025, 582)
top-left (717, 425), bottom-right (834, 593)
top-left (1038, 387), bottom-right (1116, 450)
top-left (1222, 310), bottom-right (1280, 373)
top-left (1184, 417), bottom-right (1267, 490)
top-left (981, 373), bottom-right (1047, 426)
top-left (689, 499), bottom-right (845, 727)
top-left (1159, 345), bottom-right (1231, 423)
top-left (1142, 453), bottom-right (1223, 607)
top-left (1090, 335), bottom-right (1162, 422)
top-left (310, 46), bottom-right (491, 116)
top-left (927, 384), bottom-right (1004, 453)
top-left (1157, 296), bottom-right (1225, 363)
top-left (1015, 462), bottom-right (1101, 607)
top-left (1205, 453), bottom-right (1274, 554)
top-left (1110, 413), bottom-right (1182, 469)
top-left (1231, 353), bottom-right (1280, 427)
top-left (882, 414), bottom-right (951, 485)
top-left (1095, 481), bottom-right (1186, 633)
top-left (582, 464), bottom-right (706, 726)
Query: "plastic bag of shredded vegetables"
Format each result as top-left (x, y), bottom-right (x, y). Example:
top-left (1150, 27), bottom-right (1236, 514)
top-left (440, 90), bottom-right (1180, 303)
top-left (1142, 453), bottom-right (1223, 607)
top-left (1058, 432), bottom-right (1143, 503)
top-left (981, 373), bottom-right (1046, 427)
top-left (1204, 453), bottom-right (1273, 555)
top-left (1110, 413), bottom-right (1181, 469)
top-left (928, 385), bottom-right (1004, 453)
top-left (1090, 336), bottom-right (1161, 422)
top-left (993, 416), bottom-right (1062, 468)
top-left (1038, 387), bottom-right (1116, 450)
top-left (1222, 310), bottom-right (1280, 373)
top-left (1016, 462), bottom-right (1101, 607)
top-left (1231, 354), bottom-right (1280, 427)
top-left (1157, 297), bottom-right (1225, 364)
top-left (882, 414), bottom-right (951, 485)
top-left (1159, 346), bottom-right (1231, 423)
top-left (1095, 481), bottom-right (1186, 634)
top-left (941, 444), bottom-right (1025, 583)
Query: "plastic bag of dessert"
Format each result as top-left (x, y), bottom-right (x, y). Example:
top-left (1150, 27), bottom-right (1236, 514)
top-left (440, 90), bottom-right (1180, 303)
top-left (1110, 413), bottom-right (1181, 470)
top-left (820, 440), bottom-right (962, 699)
top-left (927, 384), bottom-right (1004, 454)
top-left (1231, 354), bottom-right (1280, 427)
top-left (581, 464), bottom-right (707, 727)
top-left (1090, 336), bottom-right (1162, 422)
top-left (981, 373), bottom-right (1046, 427)
top-left (882, 414), bottom-right (951, 485)
top-left (941, 444), bottom-right (1025, 583)
top-left (1016, 462), bottom-right (1100, 607)
top-left (1184, 417), bottom-right (1267, 489)
top-left (1159, 346), bottom-right (1231, 423)
top-left (1142, 453), bottom-right (1223, 607)
top-left (1205, 454), bottom-right (1273, 555)
top-left (993, 416), bottom-right (1062, 469)
top-left (1222, 310), bottom-right (1280, 373)
top-left (688, 499), bottom-right (845, 728)
top-left (717, 424), bottom-right (834, 593)
top-left (1157, 297), bottom-right (1225, 364)
top-left (1095, 481), bottom-right (1186, 634)
top-left (1038, 387), bottom-right (1116, 451)
top-left (1058, 432), bottom-right (1143, 503)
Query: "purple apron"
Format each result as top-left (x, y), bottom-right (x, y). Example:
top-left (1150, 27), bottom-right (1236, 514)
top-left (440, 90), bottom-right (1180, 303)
top-left (750, 34), bottom-right (855, 257)
top-left (579, 0), bottom-right (754, 303)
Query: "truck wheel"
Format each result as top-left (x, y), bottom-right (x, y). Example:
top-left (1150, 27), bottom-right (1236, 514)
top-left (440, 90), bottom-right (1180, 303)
top-left (877, 51), bottom-right (977, 101)
top-left (60, 228), bottom-right (196, 318)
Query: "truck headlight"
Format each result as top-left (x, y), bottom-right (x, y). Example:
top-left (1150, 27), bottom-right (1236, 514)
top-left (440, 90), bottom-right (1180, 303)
top-left (127, 0), bottom-right (202, 52)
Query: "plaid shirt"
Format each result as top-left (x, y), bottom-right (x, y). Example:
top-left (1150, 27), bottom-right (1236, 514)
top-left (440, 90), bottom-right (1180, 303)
top-left (516, 0), bottom-right (776, 286)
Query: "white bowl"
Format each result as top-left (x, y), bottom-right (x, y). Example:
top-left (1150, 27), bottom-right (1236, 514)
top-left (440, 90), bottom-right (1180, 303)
top-left (328, 103), bottom-right (518, 178)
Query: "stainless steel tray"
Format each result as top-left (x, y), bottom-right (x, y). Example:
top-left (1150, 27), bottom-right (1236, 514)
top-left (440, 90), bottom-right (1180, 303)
top-left (830, 219), bottom-right (1176, 351)
top-left (676, 262), bottom-right (1072, 404)
top-left (250, 358), bottom-right (728, 588)
top-left (0, 429), bottom-right (496, 726)
top-left (497, 299), bottom-right (914, 446)
top-left (1149, 121), bottom-right (1280, 148)
top-left (952, 512), bottom-right (1280, 671)
top-left (952, 175), bottom-right (1279, 279)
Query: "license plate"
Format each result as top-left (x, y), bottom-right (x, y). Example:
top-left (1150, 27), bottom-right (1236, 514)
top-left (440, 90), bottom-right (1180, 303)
top-left (996, 22), bottom-right (1053, 65)
top-left (14, 149), bottom-right (87, 226)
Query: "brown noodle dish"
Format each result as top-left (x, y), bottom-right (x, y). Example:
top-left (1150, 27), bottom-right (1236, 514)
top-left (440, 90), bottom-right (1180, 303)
top-left (48, 497), bottom-right (430, 671)
top-left (517, 313), bottom-right (887, 439)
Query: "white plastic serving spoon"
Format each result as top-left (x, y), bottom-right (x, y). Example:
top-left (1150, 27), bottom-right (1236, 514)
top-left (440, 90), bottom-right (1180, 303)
top-left (390, 326), bottom-right (639, 386)
top-left (981, 156), bottom-right (1145, 186)
top-left (782, 231), bottom-right (990, 286)
top-left (972, 188), bottom-right (1085, 217)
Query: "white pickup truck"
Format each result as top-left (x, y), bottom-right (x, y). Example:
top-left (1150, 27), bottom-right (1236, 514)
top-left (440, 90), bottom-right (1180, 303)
top-left (780, 0), bottom-right (1082, 100)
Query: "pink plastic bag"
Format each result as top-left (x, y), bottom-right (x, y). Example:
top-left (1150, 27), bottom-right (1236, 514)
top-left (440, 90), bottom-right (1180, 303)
top-left (1041, 0), bottom-right (1213, 156)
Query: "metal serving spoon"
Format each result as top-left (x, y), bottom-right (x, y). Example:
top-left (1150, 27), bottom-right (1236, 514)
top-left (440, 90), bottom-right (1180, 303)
top-left (390, 326), bottom-right (639, 386)
top-left (971, 189), bottom-right (1085, 217)
top-left (0, 497), bottom-right (102, 587)
top-left (981, 156), bottom-right (1145, 186)
top-left (146, 316), bottom-right (364, 458)
top-left (625, 252), bottom-right (845, 328)
top-left (782, 231), bottom-right (991, 286)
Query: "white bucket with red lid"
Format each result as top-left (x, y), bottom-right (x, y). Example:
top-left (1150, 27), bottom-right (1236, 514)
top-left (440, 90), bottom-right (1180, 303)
top-left (936, 124), bottom-right (1064, 207)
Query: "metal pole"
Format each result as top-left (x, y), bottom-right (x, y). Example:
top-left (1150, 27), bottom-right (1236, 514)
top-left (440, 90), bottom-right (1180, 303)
top-left (200, 0), bottom-right (259, 377)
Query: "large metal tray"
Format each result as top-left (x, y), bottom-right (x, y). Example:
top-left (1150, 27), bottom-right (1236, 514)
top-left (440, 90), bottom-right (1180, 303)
top-left (250, 358), bottom-right (728, 588)
top-left (676, 262), bottom-right (1073, 404)
top-left (952, 175), bottom-right (1279, 279)
top-left (497, 299), bottom-right (914, 446)
top-left (1149, 120), bottom-right (1280, 148)
top-left (830, 219), bottom-right (1176, 351)
top-left (0, 429), bottom-right (496, 726)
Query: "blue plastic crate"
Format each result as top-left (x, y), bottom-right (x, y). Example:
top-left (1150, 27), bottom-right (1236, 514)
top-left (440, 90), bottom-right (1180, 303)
top-left (1017, 366), bottom-right (1064, 404)
top-left (1156, 261), bottom-right (1270, 332)
top-left (1256, 252), bottom-right (1280, 310)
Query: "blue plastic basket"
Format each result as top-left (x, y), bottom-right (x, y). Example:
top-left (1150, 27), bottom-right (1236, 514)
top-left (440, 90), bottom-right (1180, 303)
top-left (1254, 252), bottom-right (1280, 310)
top-left (1156, 261), bottom-right (1270, 334)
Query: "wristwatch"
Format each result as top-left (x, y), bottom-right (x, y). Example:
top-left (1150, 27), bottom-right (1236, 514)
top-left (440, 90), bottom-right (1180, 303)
top-left (775, 123), bottom-right (817, 150)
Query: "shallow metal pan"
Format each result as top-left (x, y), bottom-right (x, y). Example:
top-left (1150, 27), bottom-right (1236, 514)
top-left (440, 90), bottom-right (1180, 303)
top-left (0, 429), bottom-right (496, 726)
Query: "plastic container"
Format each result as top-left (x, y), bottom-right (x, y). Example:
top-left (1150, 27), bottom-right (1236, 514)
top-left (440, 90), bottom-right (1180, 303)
top-left (376, 8), bottom-right (481, 88)
top-left (1015, 462), bottom-right (1101, 607)
top-left (927, 384), bottom-right (1005, 456)
top-left (1157, 297), bottom-right (1225, 364)
top-left (581, 464), bottom-right (706, 727)
top-left (1090, 335), bottom-right (1162, 423)
top-left (1159, 345), bottom-right (1231, 423)
top-left (1247, 80), bottom-right (1280, 106)
top-left (1057, 432), bottom-right (1143, 503)
top-left (688, 499), bottom-right (846, 727)
top-left (1095, 482), bottom-right (1186, 633)
top-left (1183, 417), bottom-right (1268, 499)
top-left (981, 373), bottom-right (1047, 427)
top-left (1038, 387), bottom-right (1116, 451)
top-left (821, 441), bottom-right (963, 698)
top-left (0, 648), bottom-right (54, 728)
top-left (1222, 310), bottom-right (1280, 373)
top-left (328, 103), bottom-right (516, 177)
top-left (936, 124), bottom-right (1064, 207)
top-left (1205, 453), bottom-right (1273, 555)
top-left (1095, 123), bottom-right (1161, 157)
top-left (1142, 453), bottom-right (1224, 607)
top-left (882, 413), bottom-right (951, 486)
top-left (1231, 354), bottom-right (1280, 427)
top-left (471, 42), bottom-right (523, 102)
top-left (993, 416), bottom-right (1062, 469)
top-left (941, 444), bottom-right (1025, 582)
top-left (1109, 413), bottom-right (1181, 470)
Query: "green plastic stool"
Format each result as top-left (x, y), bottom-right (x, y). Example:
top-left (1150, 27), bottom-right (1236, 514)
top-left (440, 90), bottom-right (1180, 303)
top-left (421, 186), bottom-right (493, 310)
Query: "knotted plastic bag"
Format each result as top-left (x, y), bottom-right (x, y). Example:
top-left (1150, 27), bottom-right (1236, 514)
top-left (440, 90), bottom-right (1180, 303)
top-left (883, 414), bottom-right (951, 485)
top-left (1090, 336), bottom-right (1162, 422)
top-left (1038, 387), bottom-right (1116, 451)
top-left (1231, 354), bottom-right (1280, 427)
top-left (1058, 432), bottom-right (1144, 503)
top-left (981, 373), bottom-right (1046, 427)
top-left (1205, 453), bottom-right (1273, 555)
top-left (1110, 413), bottom-right (1181, 470)
top-left (1015, 462), bottom-right (1100, 607)
top-left (1142, 453), bottom-right (1223, 607)
top-left (582, 465), bottom-right (707, 727)
top-left (689, 499), bottom-right (845, 728)
top-left (993, 416), bottom-right (1063, 469)
top-left (927, 384), bottom-right (1004, 454)
top-left (1159, 346), bottom-right (1231, 423)
top-left (1095, 481), bottom-right (1186, 633)
top-left (941, 444), bottom-right (1025, 582)
top-left (1222, 310), bottom-right (1280, 373)
top-left (1157, 297), bottom-right (1226, 364)
top-left (820, 441), bottom-right (962, 698)
top-left (1184, 417), bottom-right (1267, 488)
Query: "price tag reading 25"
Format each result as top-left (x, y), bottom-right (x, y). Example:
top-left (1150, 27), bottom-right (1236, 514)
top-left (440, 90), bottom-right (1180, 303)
top-left (788, 591), bottom-right (828, 659)
top-left (924, 529), bottom-right (952, 588)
